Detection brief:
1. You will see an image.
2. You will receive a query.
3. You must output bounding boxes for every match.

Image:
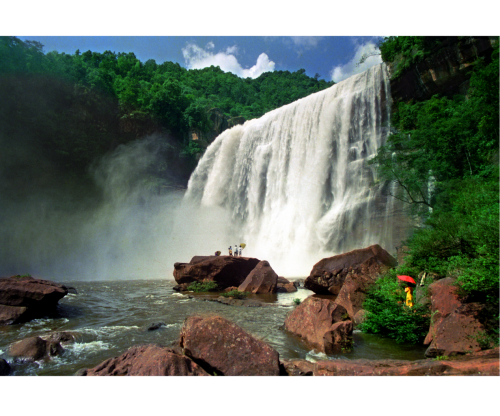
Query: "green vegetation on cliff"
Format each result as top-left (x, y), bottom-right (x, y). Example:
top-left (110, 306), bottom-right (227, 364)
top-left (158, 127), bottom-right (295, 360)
top-left (365, 37), bottom-right (499, 345)
top-left (0, 36), bottom-right (333, 186)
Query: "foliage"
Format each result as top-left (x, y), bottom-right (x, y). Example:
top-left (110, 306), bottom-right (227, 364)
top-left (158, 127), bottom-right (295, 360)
top-left (292, 298), bottom-right (301, 305)
top-left (433, 355), bottom-right (450, 361)
top-left (186, 281), bottom-right (219, 292)
top-left (221, 290), bottom-right (249, 299)
top-left (359, 271), bottom-right (431, 344)
top-left (470, 329), bottom-right (500, 350)
top-left (12, 273), bottom-right (32, 278)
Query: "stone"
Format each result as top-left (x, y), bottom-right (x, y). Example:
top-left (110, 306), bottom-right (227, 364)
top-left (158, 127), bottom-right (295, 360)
top-left (334, 272), bottom-right (377, 319)
top-left (86, 344), bottom-right (209, 376)
top-left (284, 296), bottom-right (349, 353)
top-left (180, 315), bottom-right (281, 376)
top-left (42, 331), bottom-right (77, 344)
top-left (223, 286), bottom-right (239, 292)
top-left (304, 245), bottom-right (397, 295)
top-left (280, 359), bottom-right (315, 376)
top-left (9, 336), bottom-right (63, 361)
top-left (353, 309), bottom-right (368, 325)
top-left (323, 321), bottom-right (353, 354)
top-left (0, 276), bottom-right (68, 325)
top-left (147, 322), bottom-right (166, 331)
top-left (275, 282), bottom-right (298, 293)
top-left (173, 256), bottom-right (260, 290)
top-left (0, 358), bottom-right (11, 376)
top-left (238, 260), bottom-right (278, 294)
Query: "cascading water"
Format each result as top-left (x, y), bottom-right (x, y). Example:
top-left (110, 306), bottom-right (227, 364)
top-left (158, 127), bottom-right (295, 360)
top-left (182, 63), bottom-right (402, 276)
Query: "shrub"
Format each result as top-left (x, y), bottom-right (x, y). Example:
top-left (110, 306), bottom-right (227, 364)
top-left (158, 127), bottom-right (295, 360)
top-left (221, 290), bottom-right (249, 299)
top-left (187, 281), bottom-right (219, 293)
top-left (359, 272), bottom-right (431, 344)
top-left (293, 298), bottom-right (301, 305)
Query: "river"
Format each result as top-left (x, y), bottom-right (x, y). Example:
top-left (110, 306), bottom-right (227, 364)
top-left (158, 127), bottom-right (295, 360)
top-left (0, 279), bottom-right (427, 375)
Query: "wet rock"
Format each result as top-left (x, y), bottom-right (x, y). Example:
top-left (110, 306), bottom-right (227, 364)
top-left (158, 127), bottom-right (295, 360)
top-left (173, 283), bottom-right (189, 292)
top-left (42, 331), bottom-right (77, 344)
top-left (275, 277), bottom-right (298, 293)
top-left (74, 368), bottom-right (88, 376)
top-left (280, 359), bottom-right (315, 376)
top-left (334, 272), bottom-right (378, 319)
top-left (9, 336), bottom-right (63, 361)
top-left (323, 321), bottom-right (353, 354)
top-left (0, 276), bottom-right (68, 325)
top-left (207, 296), bottom-right (265, 307)
top-left (223, 286), bottom-right (239, 292)
top-left (238, 260), bottom-right (278, 294)
top-left (424, 277), bottom-right (486, 357)
top-left (312, 347), bottom-right (500, 376)
top-left (86, 344), bottom-right (209, 376)
top-left (0, 358), bottom-right (11, 376)
top-left (284, 296), bottom-right (349, 353)
top-left (353, 309), bottom-right (368, 326)
top-left (147, 322), bottom-right (166, 331)
top-left (180, 315), bottom-right (281, 376)
top-left (173, 256), bottom-right (260, 290)
top-left (66, 286), bottom-right (78, 294)
top-left (304, 245), bottom-right (397, 295)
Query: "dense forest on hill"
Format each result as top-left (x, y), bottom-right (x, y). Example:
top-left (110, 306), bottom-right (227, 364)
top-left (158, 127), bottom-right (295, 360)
top-left (0, 36), bottom-right (333, 187)
top-left (362, 36), bottom-right (499, 346)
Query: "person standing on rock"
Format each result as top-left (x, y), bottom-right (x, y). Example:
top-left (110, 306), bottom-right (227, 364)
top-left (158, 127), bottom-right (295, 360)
top-left (229, 246), bottom-right (233, 256)
top-left (234, 245), bottom-right (239, 257)
top-left (405, 285), bottom-right (414, 308)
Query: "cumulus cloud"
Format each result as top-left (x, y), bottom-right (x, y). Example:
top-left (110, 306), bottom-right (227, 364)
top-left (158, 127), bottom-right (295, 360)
top-left (330, 41), bottom-right (382, 83)
top-left (182, 43), bottom-right (275, 79)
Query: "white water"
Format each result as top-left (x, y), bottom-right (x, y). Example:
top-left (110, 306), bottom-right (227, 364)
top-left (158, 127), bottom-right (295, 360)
top-left (182, 64), bottom-right (398, 276)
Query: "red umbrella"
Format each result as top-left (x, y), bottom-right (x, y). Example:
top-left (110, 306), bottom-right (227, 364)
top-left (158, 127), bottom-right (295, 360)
top-left (398, 275), bottom-right (416, 284)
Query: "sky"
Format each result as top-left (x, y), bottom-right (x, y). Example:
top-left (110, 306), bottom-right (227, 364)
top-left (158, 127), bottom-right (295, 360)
top-left (16, 35), bottom-right (384, 82)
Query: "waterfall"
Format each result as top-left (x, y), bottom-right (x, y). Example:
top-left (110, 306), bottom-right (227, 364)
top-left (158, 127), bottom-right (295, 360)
top-left (182, 63), bottom-right (400, 276)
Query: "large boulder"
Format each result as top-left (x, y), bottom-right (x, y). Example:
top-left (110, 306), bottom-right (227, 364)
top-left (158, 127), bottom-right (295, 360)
top-left (85, 344), bottom-right (209, 376)
top-left (9, 336), bottom-right (64, 361)
top-left (180, 315), bottom-right (281, 376)
top-left (424, 278), bottom-right (487, 357)
top-left (238, 260), bottom-right (277, 294)
top-left (284, 296), bottom-right (350, 353)
top-left (334, 273), bottom-right (377, 319)
top-left (304, 245), bottom-right (397, 295)
top-left (173, 256), bottom-right (260, 290)
top-left (0, 276), bottom-right (68, 325)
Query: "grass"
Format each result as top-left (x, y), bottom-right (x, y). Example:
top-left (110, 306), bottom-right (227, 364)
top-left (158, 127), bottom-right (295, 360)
top-left (187, 281), bottom-right (219, 293)
top-left (221, 290), bottom-right (249, 299)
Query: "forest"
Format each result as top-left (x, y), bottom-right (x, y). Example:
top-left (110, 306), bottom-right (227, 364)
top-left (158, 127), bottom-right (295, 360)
top-left (0, 36), bottom-right (333, 187)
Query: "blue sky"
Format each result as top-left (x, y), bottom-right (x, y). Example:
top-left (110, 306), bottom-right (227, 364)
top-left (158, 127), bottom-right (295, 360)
top-left (17, 36), bottom-right (383, 82)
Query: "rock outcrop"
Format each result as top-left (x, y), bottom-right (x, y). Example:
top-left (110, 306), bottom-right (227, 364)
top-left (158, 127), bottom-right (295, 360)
top-left (9, 336), bottom-right (64, 361)
top-left (304, 245), bottom-right (397, 295)
top-left (284, 296), bottom-right (351, 353)
top-left (180, 315), bottom-right (281, 376)
top-left (293, 347), bottom-right (499, 376)
top-left (389, 37), bottom-right (498, 105)
top-left (173, 256), bottom-right (260, 290)
top-left (85, 344), bottom-right (209, 376)
top-left (276, 277), bottom-right (298, 293)
top-left (424, 278), bottom-right (487, 357)
top-left (238, 260), bottom-right (278, 294)
top-left (0, 276), bottom-right (68, 325)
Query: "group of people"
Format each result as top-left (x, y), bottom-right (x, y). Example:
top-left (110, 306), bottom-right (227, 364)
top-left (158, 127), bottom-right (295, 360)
top-left (213, 244), bottom-right (245, 257)
top-left (228, 245), bottom-right (244, 257)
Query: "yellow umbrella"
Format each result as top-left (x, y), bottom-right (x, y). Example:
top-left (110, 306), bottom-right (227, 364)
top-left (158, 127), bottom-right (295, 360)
top-left (240, 243), bottom-right (246, 249)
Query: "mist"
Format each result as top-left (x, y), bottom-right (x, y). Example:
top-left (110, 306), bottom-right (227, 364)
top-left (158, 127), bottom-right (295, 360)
top-left (0, 134), bottom-right (231, 282)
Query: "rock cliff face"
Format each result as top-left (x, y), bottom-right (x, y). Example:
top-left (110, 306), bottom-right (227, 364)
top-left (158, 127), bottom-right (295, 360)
top-left (389, 36), bottom-right (498, 105)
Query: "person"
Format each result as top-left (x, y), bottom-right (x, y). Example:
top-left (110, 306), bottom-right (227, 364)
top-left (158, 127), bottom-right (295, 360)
top-left (228, 246), bottom-right (233, 256)
top-left (238, 246), bottom-right (242, 256)
top-left (215, 251), bottom-right (221, 256)
top-left (405, 285), bottom-right (414, 308)
top-left (234, 245), bottom-right (239, 257)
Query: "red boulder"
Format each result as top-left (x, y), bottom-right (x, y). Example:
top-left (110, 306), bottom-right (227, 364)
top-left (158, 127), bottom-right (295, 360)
top-left (86, 344), bottom-right (209, 376)
top-left (304, 245), bottom-right (397, 295)
top-left (9, 336), bottom-right (63, 361)
top-left (180, 315), bottom-right (281, 376)
top-left (284, 296), bottom-right (349, 353)
top-left (238, 260), bottom-right (278, 294)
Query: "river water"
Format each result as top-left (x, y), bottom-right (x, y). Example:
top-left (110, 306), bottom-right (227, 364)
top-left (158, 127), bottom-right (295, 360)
top-left (0, 279), bottom-right (427, 376)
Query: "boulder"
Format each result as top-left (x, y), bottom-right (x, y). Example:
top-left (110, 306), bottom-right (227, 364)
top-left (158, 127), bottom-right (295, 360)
top-left (238, 260), bottom-right (278, 294)
top-left (180, 315), bottom-right (281, 376)
top-left (42, 331), bottom-right (77, 344)
top-left (0, 358), bottom-right (10, 376)
top-left (323, 321), bottom-right (353, 353)
top-left (9, 336), bottom-right (63, 361)
top-left (353, 309), bottom-right (368, 326)
top-left (85, 344), bottom-right (209, 376)
top-left (284, 296), bottom-right (349, 353)
top-left (223, 286), bottom-right (239, 292)
top-left (0, 276), bottom-right (68, 325)
top-left (334, 272), bottom-right (377, 319)
top-left (304, 245), bottom-right (397, 295)
top-left (424, 277), bottom-right (487, 357)
top-left (280, 359), bottom-right (315, 376)
top-left (275, 277), bottom-right (298, 293)
top-left (173, 256), bottom-right (260, 289)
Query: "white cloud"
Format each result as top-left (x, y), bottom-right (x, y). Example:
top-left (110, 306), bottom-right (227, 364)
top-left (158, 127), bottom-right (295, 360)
top-left (182, 43), bottom-right (275, 79)
top-left (330, 41), bottom-right (382, 83)
top-left (290, 36), bottom-right (324, 49)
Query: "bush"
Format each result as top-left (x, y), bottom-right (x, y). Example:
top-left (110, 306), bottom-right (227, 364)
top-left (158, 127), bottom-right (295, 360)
top-left (293, 298), bottom-right (301, 305)
top-left (220, 290), bottom-right (249, 299)
top-left (359, 272), bottom-right (431, 344)
top-left (187, 281), bottom-right (219, 292)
